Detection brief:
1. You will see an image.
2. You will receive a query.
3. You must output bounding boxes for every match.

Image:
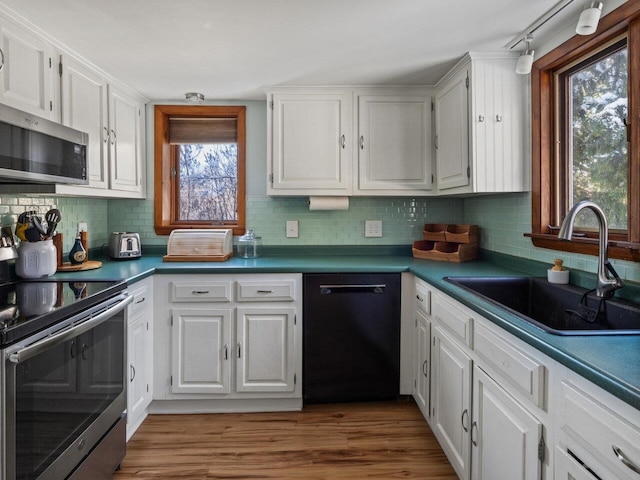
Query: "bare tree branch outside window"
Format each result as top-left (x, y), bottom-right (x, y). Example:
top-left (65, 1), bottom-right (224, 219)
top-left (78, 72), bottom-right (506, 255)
top-left (178, 143), bottom-right (238, 222)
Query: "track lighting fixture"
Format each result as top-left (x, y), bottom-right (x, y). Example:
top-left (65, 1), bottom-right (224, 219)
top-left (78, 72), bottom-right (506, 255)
top-left (576, 2), bottom-right (604, 35)
top-left (516, 35), bottom-right (535, 75)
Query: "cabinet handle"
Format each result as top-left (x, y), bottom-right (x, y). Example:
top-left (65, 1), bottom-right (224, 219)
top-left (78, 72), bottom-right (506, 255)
top-left (340, 134), bottom-right (346, 149)
top-left (434, 135), bottom-right (438, 149)
top-left (103, 126), bottom-right (109, 144)
top-left (359, 135), bottom-right (364, 150)
top-left (191, 290), bottom-right (210, 295)
top-left (237, 343), bottom-right (241, 358)
top-left (471, 421), bottom-right (478, 446)
top-left (130, 364), bottom-right (136, 382)
top-left (256, 290), bottom-right (274, 294)
top-left (70, 340), bottom-right (76, 358)
top-left (496, 115), bottom-right (503, 122)
top-left (422, 360), bottom-right (428, 377)
top-left (612, 445), bottom-right (640, 474)
top-left (224, 344), bottom-right (228, 360)
top-left (110, 128), bottom-right (116, 145)
top-left (478, 115), bottom-right (485, 122)
top-left (135, 297), bottom-right (146, 304)
top-left (0, 48), bottom-right (4, 72)
top-left (416, 294), bottom-right (424, 303)
top-left (461, 409), bottom-right (469, 432)
top-left (81, 343), bottom-right (88, 360)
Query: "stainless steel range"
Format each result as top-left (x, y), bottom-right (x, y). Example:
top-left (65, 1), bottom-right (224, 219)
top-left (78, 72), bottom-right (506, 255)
top-left (0, 278), bottom-right (132, 479)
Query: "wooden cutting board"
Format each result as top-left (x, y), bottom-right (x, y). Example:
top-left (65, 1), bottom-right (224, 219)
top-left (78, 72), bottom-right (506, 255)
top-left (57, 260), bottom-right (102, 272)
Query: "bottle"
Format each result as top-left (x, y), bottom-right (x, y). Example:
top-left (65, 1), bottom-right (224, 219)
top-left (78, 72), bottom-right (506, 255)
top-left (69, 234), bottom-right (87, 265)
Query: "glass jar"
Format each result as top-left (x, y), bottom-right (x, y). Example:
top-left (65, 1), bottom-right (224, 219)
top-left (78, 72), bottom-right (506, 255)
top-left (237, 230), bottom-right (262, 258)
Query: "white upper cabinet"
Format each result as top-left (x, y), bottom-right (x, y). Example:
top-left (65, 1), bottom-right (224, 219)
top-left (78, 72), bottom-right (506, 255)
top-left (0, 14), bottom-right (56, 120)
top-left (435, 53), bottom-right (529, 194)
top-left (56, 56), bottom-right (146, 198)
top-left (267, 87), bottom-right (435, 196)
top-left (59, 55), bottom-right (109, 189)
top-left (268, 89), bottom-right (353, 195)
top-left (356, 93), bottom-right (433, 194)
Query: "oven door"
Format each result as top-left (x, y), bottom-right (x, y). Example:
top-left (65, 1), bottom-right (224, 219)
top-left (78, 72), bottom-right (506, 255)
top-left (3, 293), bottom-right (132, 480)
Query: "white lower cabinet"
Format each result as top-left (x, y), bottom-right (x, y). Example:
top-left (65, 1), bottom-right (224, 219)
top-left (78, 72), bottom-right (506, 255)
top-left (423, 281), bottom-right (550, 480)
top-left (126, 277), bottom-right (154, 440)
top-left (431, 324), bottom-right (472, 479)
top-left (154, 274), bottom-right (302, 412)
top-left (171, 308), bottom-right (232, 394)
top-left (471, 365), bottom-right (542, 480)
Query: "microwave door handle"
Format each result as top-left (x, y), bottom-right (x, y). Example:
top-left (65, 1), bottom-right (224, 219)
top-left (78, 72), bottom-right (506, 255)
top-left (7, 293), bottom-right (133, 365)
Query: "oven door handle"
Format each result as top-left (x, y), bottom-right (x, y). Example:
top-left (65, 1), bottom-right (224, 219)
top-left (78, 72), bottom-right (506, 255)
top-left (7, 293), bottom-right (133, 364)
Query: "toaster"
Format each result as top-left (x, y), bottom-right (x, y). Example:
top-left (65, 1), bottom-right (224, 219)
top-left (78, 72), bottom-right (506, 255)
top-left (108, 232), bottom-right (141, 259)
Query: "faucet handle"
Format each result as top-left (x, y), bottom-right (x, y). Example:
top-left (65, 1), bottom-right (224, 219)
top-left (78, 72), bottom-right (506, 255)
top-left (604, 260), bottom-right (625, 289)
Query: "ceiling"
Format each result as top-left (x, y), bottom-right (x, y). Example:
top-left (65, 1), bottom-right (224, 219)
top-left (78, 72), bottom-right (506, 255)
top-left (1, 0), bottom-right (583, 101)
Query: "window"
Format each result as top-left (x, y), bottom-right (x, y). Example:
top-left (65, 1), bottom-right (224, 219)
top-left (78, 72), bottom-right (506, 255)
top-left (530, 2), bottom-right (640, 262)
top-left (154, 105), bottom-right (246, 235)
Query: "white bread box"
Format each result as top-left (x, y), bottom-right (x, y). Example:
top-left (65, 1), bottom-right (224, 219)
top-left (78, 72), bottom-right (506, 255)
top-left (163, 229), bottom-right (233, 262)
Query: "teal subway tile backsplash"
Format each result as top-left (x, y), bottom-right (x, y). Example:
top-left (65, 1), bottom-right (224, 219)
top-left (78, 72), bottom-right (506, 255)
top-left (1, 190), bottom-right (638, 282)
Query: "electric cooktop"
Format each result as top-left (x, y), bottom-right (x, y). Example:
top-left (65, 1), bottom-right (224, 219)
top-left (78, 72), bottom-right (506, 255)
top-left (0, 279), bottom-right (126, 348)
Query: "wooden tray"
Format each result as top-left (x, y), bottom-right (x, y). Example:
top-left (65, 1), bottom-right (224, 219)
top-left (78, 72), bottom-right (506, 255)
top-left (57, 260), bottom-right (103, 272)
top-left (445, 224), bottom-right (479, 244)
top-left (412, 241), bottom-right (478, 263)
top-left (423, 224), bottom-right (447, 242)
top-left (163, 252), bottom-right (233, 262)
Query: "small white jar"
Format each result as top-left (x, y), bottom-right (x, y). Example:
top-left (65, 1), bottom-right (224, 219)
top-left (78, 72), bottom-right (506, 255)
top-left (15, 239), bottom-right (57, 279)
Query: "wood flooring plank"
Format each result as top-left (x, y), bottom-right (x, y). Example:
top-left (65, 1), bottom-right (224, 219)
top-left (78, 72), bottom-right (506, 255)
top-left (114, 398), bottom-right (457, 479)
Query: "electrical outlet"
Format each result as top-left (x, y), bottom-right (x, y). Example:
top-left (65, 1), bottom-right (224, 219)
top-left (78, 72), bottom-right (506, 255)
top-left (78, 222), bottom-right (88, 233)
top-left (365, 220), bottom-right (382, 237)
top-left (286, 220), bottom-right (299, 238)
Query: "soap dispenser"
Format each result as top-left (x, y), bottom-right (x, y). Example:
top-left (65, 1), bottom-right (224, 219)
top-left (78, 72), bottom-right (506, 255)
top-left (547, 258), bottom-right (569, 284)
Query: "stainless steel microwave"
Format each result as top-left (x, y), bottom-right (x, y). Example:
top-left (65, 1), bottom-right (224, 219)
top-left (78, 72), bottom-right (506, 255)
top-left (0, 104), bottom-right (88, 185)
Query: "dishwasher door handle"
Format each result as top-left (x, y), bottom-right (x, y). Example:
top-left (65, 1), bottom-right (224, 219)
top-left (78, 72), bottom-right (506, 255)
top-left (319, 284), bottom-right (386, 294)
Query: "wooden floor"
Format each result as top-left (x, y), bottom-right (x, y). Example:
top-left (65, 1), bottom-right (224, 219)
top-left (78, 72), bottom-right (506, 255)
top-left (114, 398), bottom-right (457, 479)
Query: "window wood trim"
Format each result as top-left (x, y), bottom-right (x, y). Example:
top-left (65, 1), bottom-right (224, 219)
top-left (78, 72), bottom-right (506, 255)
top-left (154, 105), bottom-right (246, 235)
top-left (529, 2), bottom-right (640, 262)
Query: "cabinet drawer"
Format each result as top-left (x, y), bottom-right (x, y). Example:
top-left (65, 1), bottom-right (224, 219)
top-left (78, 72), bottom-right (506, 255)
top-left (474, 322), bottom-right (545, 408)
top-left (560, 381), bottom-right (640, 479)
top-left (415, 280), bottom-right (431, 315)
top-left (171, 281), bottom-right (232, 302)
top-left (236, 280), bottom-right (295, 302)
top-left (432, 293), bottom-right (473, 347)
top-left (128, 279), bottom-right (152, 319)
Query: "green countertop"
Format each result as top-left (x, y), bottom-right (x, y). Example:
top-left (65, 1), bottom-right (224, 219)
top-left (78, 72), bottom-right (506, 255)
top-left (49, 248), bottom-right (640, 411)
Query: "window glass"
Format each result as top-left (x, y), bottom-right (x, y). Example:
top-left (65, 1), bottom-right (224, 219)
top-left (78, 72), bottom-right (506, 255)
top-left (178, 143), bottom-right (238, 222)
top-left (565, 43), bottom-right (628, 230)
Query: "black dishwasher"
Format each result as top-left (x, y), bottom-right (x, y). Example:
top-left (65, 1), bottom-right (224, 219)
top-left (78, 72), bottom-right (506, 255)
top-left (303, 273), bottom-right (401, 404)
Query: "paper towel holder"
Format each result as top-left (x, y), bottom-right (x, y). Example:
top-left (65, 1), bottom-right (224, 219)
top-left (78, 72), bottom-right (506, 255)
top-left (308, 196), bottom-right (350, 211)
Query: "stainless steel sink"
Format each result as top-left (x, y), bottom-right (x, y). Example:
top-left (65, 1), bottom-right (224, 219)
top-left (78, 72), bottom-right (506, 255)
top-left (444, 276), bottom-right (640, 336)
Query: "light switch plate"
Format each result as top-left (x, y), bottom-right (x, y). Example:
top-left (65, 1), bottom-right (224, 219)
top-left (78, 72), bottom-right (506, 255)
top-left (365, 220), bottom-right (382, 237)
top-left (286, 220), bottom-right (299, 238)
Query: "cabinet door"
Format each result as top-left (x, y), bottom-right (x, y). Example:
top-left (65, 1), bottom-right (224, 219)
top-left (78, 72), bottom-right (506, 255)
top-left (171, 308), bottom-right (232, 394)
top-left (269, 92), bottom-right (352, 194)
top-left (60, 55), bottom-right (109, 189)
top-left (435, 66), bottom-right (470, 191)
top-left (357, 95), bottom-right (433, 193)
top-left (431, 325), bottom-right (472, 480)
top-left (108, 84), bottom-right (143, 193)
top-left (414, 309), bottom-right (431, 419)
top-left (0, 16), bottom-right (55, 119)
top-left (128, 314), bottom-right (150, 433)
top-left (235, 307), bottom-right (296, 393)
top-left (471, 365), bottom-right (542, 480)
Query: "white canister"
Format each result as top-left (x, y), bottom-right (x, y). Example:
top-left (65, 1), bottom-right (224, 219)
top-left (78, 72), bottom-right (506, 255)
top-left (15, 240), bottom-right (57, 279)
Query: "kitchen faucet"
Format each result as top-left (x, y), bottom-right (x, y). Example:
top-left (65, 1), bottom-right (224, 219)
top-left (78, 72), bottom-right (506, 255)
top-left (558, 200), bottom-right (624, 298)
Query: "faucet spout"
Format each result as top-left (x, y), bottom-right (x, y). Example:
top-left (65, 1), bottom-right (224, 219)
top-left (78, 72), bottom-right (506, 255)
top-left (558, 200), bottom-right (624, 298)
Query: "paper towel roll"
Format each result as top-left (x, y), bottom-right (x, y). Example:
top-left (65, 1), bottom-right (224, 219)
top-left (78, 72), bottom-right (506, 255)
top-left (308, 196), bottom-right (350, 210)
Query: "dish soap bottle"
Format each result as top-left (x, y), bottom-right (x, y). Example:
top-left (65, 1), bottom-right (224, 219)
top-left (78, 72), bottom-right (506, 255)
top-left (69, 234), bottom-right (87, 265)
